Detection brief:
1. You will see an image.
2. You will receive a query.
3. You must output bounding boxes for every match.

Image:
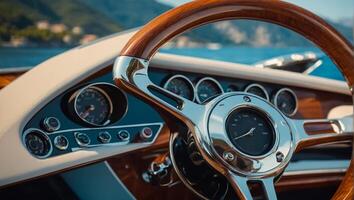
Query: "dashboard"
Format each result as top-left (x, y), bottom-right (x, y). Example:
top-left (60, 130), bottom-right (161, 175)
top-left (21, 65), bottom-right (352, 160)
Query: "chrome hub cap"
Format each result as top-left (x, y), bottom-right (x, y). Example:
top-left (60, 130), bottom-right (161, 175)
top-left (207, 93), bottom-right (294, 177)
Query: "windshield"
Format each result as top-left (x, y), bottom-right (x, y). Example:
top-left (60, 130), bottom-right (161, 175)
top-left (0, 0), bottom-right (352, 81)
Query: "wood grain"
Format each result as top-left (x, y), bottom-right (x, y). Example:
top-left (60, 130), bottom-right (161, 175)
top-left (292, 88), bottom-right (352, 119)
top-left (332, 160), bottom-right (354, 200)
top-left (0, 73), bottom-right (24, 89)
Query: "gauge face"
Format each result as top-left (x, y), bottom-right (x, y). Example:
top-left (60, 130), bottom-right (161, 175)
top-left (226, 108), bottom-right (275, 156)
top-left (274, 88), bottom-right (297, 116)
top-left (75, 87), bottom-right (112, 126)
top-left (164, 75), bottom-right (195, 101)
top-left (245, 84), bottom-right (268, 100)
top-left (196, 78), bottom-right (223, 103)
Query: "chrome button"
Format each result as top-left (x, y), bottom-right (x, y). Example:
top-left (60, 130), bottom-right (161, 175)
top-left (98, 131), bottom-right (111, 143)
top-left (118, 130), bottom-right (130, 141)
top-left (43, 117), bottom-right (61, 132)
top-left (140, 127), bottom-right (153, 139)
top-left (54, 135), bottom-right (69, 150)
top-left (75, 132), bottom-right (90, 147)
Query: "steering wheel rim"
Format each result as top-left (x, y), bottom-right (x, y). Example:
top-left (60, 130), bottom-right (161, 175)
top-left (113, 0), bottom-right (354, 199)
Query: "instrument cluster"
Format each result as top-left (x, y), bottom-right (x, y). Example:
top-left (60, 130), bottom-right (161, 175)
top-left (163, 74), bottom-right (298, 116)
top-left (22, 81), bottom-right (164, 159)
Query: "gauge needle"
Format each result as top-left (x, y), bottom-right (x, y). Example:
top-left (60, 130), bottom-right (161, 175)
top-left (81, 105), bottom-right (95, 118)
top-left (234, 127), bottom-right (256, 140)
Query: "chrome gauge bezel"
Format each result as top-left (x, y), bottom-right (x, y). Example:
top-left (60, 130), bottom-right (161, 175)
top-left (208, 93), bottom-right (294, 177)
top-left (273, 88), bottom-right (298, 117)
top-left (22, 128), bottom-right (53, 159)
top-left (244, 83), bottom-right (269, 101)
top-left (195, 77), bottom-right (224, 104)
top-left (71, 83), bottom-right (128, 127)
top-left (163, 74), bottom-right (196, 101)
top-left (74, 85), bottom-right (113, 126)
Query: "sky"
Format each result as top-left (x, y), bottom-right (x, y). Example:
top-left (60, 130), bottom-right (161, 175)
top-left (158, 0), bottom-right (354, 21)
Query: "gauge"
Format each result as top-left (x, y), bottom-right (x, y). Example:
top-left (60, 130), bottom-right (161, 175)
top-left (196, 77), bottom-right (223, 103)
top-left (164, 75), bottom-right (195, 101)
top-left (244, 83), bottom-right (269, 101)
top-left (226, 108), bottom-right (275, 156)
top-left (74, 86), bottom-right (113, 126)
top-left (273, 88), bottom-right (298, 116)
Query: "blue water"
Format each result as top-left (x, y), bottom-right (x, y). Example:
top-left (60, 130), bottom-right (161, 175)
top-left (0, 47), bottom-right (67, 68)
top-left (0, 47), bottom-right (344, 81)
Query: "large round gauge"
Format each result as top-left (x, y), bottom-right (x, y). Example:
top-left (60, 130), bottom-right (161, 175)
top-left (164, 75), bottom-right (195, 101)
top-left (74, 86), bottom-right (113, 126)
top-left (226, 108), bottom-right (275, 156)
top-left (273, 88), bottom-right (298, 116)
top-left (244, 83), bottom-right (269, 101)
top-left (196, 77), bottom-right (223, 103)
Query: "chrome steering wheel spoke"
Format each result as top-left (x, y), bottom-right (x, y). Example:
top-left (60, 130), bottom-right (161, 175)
top-left (113, 56), bottom-right (206, 126)
top-left (289, 115), bottom-right (353, 150)
top-left (228, 172), bottom-right (277, 200)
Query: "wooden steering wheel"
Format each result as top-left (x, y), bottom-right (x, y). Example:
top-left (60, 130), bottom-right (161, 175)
top-left (113, 0), bottom-right (353, 199)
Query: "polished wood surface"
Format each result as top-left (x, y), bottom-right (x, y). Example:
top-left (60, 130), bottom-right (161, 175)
top-left (293, 88), bottom-right (352, 119)
top-left (304, 122), bottom-right (336, 135)
top-left (276, 172), bottom-right (344, 192)
top-left (332, 160), bottom-right (354, 200)
top-left (0, 73), bottom-right (24, 89)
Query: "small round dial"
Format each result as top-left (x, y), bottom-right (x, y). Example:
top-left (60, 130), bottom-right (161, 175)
top-left (244, 84), bottom-right (269, 100)
top-left (164, 75), bottom-right (195, 101)
top-left (274, 88), bottom-right (298, 116)
top-left (24, 129), bottom-right (52, 158)
top-left (74, 87), bottom-right (112, 126)
top-left (226, 108), bottom-right (275, 156)
top-left (196, 77), bottom-right (223, 103)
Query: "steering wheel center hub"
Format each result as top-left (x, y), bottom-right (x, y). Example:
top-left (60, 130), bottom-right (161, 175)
top-left (207, 93), bottom-right (294, 177)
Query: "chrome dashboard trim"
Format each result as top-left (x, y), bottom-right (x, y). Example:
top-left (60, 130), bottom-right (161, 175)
top-left (284, 168), bottom-right (347, 176)
top-left (195, 77), bottom-right (224, 104)
top-left (273, 87), bottom-right (298, 117)
top-left (163, 74), bottom-right (196, 101)
top-left (244, 83), bottom-right (270, 101)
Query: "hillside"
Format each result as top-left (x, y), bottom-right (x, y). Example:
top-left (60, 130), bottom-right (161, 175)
top-left (0, 0), bottom-right (123, 46)
top-left (82, 0), bottom-right (353, 47)
top-left (0, 0), bottom-right (352, 47)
